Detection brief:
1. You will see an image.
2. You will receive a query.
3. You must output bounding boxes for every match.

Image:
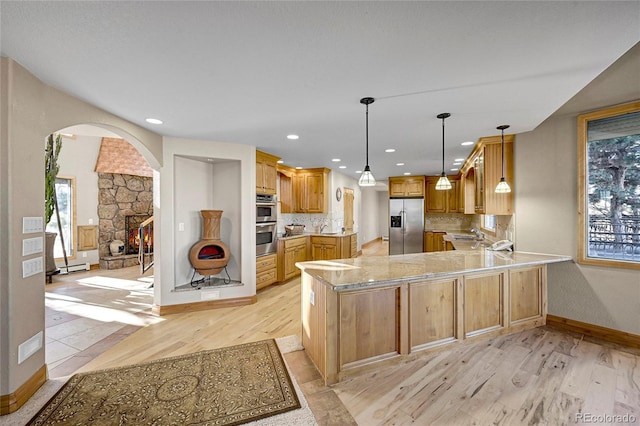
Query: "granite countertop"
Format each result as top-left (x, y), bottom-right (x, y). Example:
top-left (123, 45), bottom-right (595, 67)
top-left (296, 250), bottom-right (572, 291)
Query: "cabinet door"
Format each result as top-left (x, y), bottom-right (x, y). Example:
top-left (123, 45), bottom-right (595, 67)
top-left (263, 161), bottom-right (277, 194)
top-left (256, 160), bottom-right (266, 193)
top-left (447, 179), bottom-right (459, 212)
top-left (426, 179), bottom-right (446, 213)
top-left (293, 174), bottom-right (305, 212)
top-left (405, 178), bottom-right (424, 197)
top-left (311, 241), bottom-right (325, 260)
top-left (324, 243), bottom-right (338, 260)
top-left (389, 179), bottom-right (406, 197)
top-left (294, 244), bottom-right (307, 265)
top-left (284, 246), bottom-right (297, 278)
top-left (304, 173), bottom-right (324, 213)
top-left (474, 152), bottom-right (485, 213)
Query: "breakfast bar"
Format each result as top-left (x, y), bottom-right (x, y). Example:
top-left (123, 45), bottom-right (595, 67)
top-left (296, 250), bottom-right (572, 385)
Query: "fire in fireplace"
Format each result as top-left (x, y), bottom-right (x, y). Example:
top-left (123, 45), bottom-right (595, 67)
top-left (125, 214), bottom-right (153, 254)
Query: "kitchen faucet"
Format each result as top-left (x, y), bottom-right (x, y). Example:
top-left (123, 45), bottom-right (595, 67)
top-left (320, 224), bottom-right (327, 233)
top-left (470, 227), bottom-right (484, 240)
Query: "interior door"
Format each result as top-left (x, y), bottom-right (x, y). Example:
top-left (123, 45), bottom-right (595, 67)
top-left (343, 187), bottom-right (354, 232)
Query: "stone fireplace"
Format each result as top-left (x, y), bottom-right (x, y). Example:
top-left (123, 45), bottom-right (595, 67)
top-left (95, 137), bottom-right (154, 270)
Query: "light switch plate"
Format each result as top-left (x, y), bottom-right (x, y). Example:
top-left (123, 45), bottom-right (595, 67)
top-left (22, 237), bottom-right (43, 256)
top-left (22, 257), bottom-right (43, 278)
top-left (23, 217), bottom-right (43, 234)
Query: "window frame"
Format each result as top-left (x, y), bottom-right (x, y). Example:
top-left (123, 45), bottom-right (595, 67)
top-left (45, 175), bottom-right (77, 261)
top-left (577, 101), bottom-right (640, 270)
top-left (481, 214), bottom-right (497, 236)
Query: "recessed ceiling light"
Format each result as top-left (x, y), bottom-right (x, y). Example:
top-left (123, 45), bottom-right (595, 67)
top-left (403, 172), bottom-right (412, 175)
top-left (461, 141), bottom-right (474, 146)
top-left (277, 160), bottom-right (284, 164)
top-left (339, 166), bottom-right (347, 169)
top-left (295, 166), bottom-right (302, 169)
top-left (454, 158), bottom-right (465, 162)
top-left (453, 162), bottom-right (462, 166)
top-left (287, 134), bottom-right (299, 140)
top-left (396, 162), bottom-right (405, 166)
top-left (356, 170), bottom-right (362, 174)
top-left (332, 158), bottom-right (341, 162)
top-left (145, 118), bottom-right (163, 125)
top-left (385, 148), bottom-right (396, 153)
top-left (451, 168), bottom-right (459, 171)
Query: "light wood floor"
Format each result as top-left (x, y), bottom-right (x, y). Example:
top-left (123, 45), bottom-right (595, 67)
top-left (45, 239), bottom-right (640, 425)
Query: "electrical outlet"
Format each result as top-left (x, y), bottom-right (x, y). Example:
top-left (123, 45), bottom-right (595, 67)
top-left (82, 252), bottom-right (87, 258)
top-left (310, 290), bottom-right (315, 306)
top-left (178, 223), bottom-right (185, 231)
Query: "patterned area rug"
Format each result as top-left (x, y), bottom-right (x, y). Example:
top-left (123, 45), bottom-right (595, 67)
top-left (28, 339), bottom-right (300, 425)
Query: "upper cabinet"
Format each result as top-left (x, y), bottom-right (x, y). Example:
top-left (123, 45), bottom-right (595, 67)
top-left (256, 150), bottom-right (280, 195)
top-left (461, 135), bottom-right (514, 215)
top-left (279, 166), bottom-right (330, 213)
top-left (389, 176), bottom-right (425, 197)
top-left (425, 175), bottom-right (461, 213)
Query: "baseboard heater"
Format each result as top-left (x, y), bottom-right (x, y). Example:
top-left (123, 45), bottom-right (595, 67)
top-left (382, 236), bottom-right (389, 241)
top-left (64, 263), bottom-right (90, 273)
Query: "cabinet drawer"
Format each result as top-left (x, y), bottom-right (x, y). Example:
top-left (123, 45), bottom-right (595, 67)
top-left (257, 268), bottom-right (277, 289)
top-left (311, 236), bottom-right (338, 246)
top-left (285, 236), bottom-right (307, 249)
top-left (256, 254), bottom-right (277, 273)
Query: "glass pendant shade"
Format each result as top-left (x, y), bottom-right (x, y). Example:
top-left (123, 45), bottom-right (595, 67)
top-left (495, 177), bottom-right (511, 193)
top-left (359, 97), bottom-right (376, 187)
top-left (435, 173), bottom-right (452, 190)
top-left (495, 124), bottom-right (511, 194)
top-left (358, 165), bottom-right (376, 186)
top-left (436, 112), bottom-right (452, 191)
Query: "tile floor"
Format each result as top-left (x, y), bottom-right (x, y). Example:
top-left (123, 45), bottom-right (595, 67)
top-left (45, 267), bottom-right (159, 378)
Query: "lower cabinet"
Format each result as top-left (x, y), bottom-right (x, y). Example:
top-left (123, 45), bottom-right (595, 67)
top-left (278, 236), bottom-right (308, 282)
top-left (256, 253), bottom-right (277, 290)
top-left (311, 233), bottom-right (359, 261)
top-left (311, 236), bottom-right (339, 260)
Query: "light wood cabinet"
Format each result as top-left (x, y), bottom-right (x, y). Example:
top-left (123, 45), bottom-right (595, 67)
top-left (310, 233), bottom-right (358, 260)
top-left (425, 176), bottom-right (460, 213)
top-left (277, 236), bottom-right (307, 282)
top-left (301, 262), bottom-right (549, 385)
top-left (424, 231), bottom-right (446, 252)
top-left (461, 135), bottom-right (514, 215)
top-left (311, 236), bottom-right (339, 260)
top-left (256, 253), bottom-right (278, 290)
top-left (279, 167), bottom-right (330, 213)
top-left (256, 150), bottom-right (279, 195)
top-left (389, 176), bottom-right (425, 197)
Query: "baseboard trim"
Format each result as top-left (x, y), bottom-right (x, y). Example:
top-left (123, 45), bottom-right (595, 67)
top-left (546, 314), bottom-right (640, 349)
top-left (0, 364), bottom-right (47, 415)
top-left (362, 237), bottom-right (382, 249)
top-left (152, 295), bottom-right (257, 316)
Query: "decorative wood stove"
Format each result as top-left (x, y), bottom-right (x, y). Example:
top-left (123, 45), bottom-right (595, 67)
top-left (189, 210), bottom-right (230, 276)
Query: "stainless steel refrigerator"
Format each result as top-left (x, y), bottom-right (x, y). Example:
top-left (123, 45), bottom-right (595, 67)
top-left (389, 198), bottom-right (424, 255)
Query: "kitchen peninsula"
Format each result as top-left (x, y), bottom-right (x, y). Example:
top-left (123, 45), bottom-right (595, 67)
top-left (297, 249), bottom-right (571, 385)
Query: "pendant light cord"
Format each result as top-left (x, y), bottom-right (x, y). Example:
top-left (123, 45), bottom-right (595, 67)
top-left (501, 127), bottom-right (505, 178)
top-left (441, 116), bottom-right (445, 174)
top-left (365, 103), bottom-right (370, 167)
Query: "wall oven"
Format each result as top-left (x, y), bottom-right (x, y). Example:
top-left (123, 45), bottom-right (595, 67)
top-left (256, 194), bottom-right (277, 223)
top-left (256, 222), bottom-right (277, 256)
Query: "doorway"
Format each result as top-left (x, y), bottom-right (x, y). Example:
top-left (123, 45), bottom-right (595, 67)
top-left (343, 187), bottom-right (354, 232)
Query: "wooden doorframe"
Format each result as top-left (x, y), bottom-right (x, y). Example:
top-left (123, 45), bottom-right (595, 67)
top-left (343, 187), bottom-right (354, 232)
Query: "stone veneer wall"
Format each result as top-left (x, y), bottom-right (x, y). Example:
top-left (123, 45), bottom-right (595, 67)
top-left (98, 172), bottom-right (153, 269)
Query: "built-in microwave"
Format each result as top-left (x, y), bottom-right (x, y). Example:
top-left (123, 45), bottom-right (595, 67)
top-left (256, 222), bottom-right (277, 256)
top-left (256, 194), bottom-right (277, 223)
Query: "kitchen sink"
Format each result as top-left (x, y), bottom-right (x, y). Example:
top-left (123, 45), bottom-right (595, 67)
top-left (451, 234), bottom-right (478, 240)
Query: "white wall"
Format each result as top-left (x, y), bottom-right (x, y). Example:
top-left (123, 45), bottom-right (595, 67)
top-left (157, 138), bottom-right (254, 307)
top-left (515, 43), bottom-right (640, 335)
top-left (377, 191), bottom-right (388, 239)
top-left (55, 134), bottom-right (101, 266)
top-left (359, 187), bottom-right (382, 245)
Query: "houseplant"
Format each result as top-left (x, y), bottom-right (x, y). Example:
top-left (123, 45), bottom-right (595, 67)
top-left (45, 133), bottom-right (67, 277)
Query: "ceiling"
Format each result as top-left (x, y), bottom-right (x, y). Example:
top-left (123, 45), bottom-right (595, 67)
top-left (1, 1), bottom-right (639, 185)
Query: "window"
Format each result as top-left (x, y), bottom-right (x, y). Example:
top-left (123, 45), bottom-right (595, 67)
top-left (482, 214), bottom-right (496, 234)
top-left (45, 176), bottom-right (76, 260)
top-left (578, 102), bottom-right (640, 270)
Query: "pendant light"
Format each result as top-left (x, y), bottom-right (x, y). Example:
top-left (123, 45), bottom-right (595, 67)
top-left (358, 97), bottom-right (376, 187)
top-left (435, 112), bottom-right (452, 190)
top-left (495, 124), bottom-right (512, 193)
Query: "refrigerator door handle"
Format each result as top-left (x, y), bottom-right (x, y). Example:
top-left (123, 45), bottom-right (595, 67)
top-left (401, 209), bottom-right (407, 234)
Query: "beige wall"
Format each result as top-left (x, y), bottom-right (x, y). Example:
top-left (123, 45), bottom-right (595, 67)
top-left (515, 43), bottom-right (640, 335)
top-left (0, 58), bottom-right (162, 396)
